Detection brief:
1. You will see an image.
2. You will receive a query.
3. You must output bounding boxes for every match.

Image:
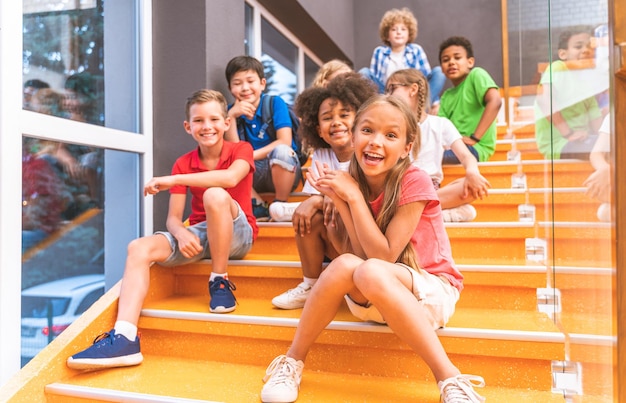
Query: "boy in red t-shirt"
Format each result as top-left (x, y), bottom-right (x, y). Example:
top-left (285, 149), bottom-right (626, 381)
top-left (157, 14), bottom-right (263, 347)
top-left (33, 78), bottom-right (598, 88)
top-left (67, 89), bottom-right (257, 370)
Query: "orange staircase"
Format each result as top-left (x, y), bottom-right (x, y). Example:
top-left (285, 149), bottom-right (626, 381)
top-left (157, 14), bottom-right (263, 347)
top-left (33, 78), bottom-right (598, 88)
top-left (0, 134), bottom-right (615, 402)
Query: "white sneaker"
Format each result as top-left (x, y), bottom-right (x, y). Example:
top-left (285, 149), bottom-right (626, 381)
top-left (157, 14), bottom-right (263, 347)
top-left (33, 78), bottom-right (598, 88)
top-left (442, 204), bottom-right (477, 222)
top-left (438, 374), bottom-right (486, 402)
top-left (261, 355), bottom-right (304, 403)
top-left (597, 202), bottom-right (611, 222)
top-left (271, 282), bottom-right (312, 310)
top-left (269, 202), bottom-right (301, 222)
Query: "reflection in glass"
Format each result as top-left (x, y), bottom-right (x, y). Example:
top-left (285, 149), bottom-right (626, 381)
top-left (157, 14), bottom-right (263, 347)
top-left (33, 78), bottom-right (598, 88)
top-left (304, 55), bottom-right (319, 89)
top-left (505, 0), bottom-right (613, 399)
top-left (23, 0), bottom-right (104, 125)
top-left (261, 17), bottom-right (297, 105)
top-left (21, 137), bottom-right (105, 366)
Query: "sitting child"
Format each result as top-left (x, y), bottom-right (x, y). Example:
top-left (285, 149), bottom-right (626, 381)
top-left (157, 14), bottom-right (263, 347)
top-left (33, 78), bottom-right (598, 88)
top-left (225, 55), bottom-right (302, 219)
top-left (261, 95), bottom-right (484, 403)
top-left (438, 36), bottom-right (502, 163)
top-left (270, 72), bottom-right (377, 309)
top-left (387, 68), bottom-right (491, 222)
top-left (534, 28), bottom-right (603, 160)
top-left (359, 7), bottom-right (445, 107)
top-left (66, 89), bottom-right (257, 370)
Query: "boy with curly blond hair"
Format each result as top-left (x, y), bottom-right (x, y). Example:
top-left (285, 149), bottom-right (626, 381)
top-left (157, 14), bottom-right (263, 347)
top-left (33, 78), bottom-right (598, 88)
top-left (359, 7), bottom-right (445, 107)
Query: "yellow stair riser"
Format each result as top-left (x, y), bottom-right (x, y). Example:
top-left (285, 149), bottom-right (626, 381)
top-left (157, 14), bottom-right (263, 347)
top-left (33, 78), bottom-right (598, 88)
top-left (249, 225), bottom-right (612, 266)
top-left (168, 273), bottom-right (611, 319)
top-left (133, 325), bottom-right (561, 391)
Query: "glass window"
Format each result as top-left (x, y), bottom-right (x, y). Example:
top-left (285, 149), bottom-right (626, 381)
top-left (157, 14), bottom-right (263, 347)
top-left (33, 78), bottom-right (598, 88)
top-left (261, 17), bottom-right (297, 105)
top-left (304, 54), bottom-right (319, 88)
top-left (244, 3), bottom-right (254, 56)
top-left (19, 0), bottom-right (145, 369)
top-left (23, 0), bottom-right (105, 126)
top-left (506, 0), bottom-right (613, 399)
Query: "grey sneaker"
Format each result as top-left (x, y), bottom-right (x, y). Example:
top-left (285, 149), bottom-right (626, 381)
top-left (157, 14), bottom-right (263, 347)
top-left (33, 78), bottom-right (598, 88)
top-left (442, 204), bottom-right (477, 222)
top-left (438, 374), bottom-right (486, 402)
top-left (261, 355), bottom-right (304, 403)
top-left (271, 282), bottom-right (312, 310)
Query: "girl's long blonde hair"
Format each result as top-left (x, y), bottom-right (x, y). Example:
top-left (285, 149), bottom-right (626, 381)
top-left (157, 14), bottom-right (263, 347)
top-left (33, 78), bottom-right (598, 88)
top-left (349, 95), bottom-right (421, 268)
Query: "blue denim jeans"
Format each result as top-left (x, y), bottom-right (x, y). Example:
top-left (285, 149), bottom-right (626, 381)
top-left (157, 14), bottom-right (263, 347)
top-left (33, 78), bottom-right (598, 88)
top-left (253, 144), bottom-right (302, 193)
top-left (442, 144), bottom-right (480, 165)
top-left (155, 203), bottom-right (253, 266)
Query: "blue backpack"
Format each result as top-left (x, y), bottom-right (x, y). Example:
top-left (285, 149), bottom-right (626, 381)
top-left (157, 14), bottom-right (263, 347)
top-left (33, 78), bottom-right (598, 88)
top-left (237, 94), bottom-right (309, 165)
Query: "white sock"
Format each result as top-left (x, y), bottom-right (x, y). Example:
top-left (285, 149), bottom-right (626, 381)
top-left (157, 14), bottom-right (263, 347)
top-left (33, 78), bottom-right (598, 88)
top-left (114, 320), bottom-right (137, 341)
top-left (303, 277), bottom-right (317, 287)
top-left (210, 272), bottom-right (228, 281)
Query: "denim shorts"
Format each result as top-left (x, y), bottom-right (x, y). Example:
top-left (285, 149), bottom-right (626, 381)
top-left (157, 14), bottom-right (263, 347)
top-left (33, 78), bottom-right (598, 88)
top-left (344, 264), bottom-right (460, 330)
top-left (155, 203), bottom-right (253, 267)
top-left (254, 144), bottom-right (302, 193)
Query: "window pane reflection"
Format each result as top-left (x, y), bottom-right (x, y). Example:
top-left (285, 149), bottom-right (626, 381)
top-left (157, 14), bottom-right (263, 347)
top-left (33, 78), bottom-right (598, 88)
top-left (21, 137), bottom-right (105, 366)
top-left (23, 0), bottom-right (104, 125)
top-left (261, 17), bottom-right (297, 105)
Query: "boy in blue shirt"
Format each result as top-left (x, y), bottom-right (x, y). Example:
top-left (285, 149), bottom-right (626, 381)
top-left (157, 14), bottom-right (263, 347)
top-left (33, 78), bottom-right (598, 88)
top-left (225, 56), bottom-right (302, 219)
top-left (438, 36), bottom-right (502, 163)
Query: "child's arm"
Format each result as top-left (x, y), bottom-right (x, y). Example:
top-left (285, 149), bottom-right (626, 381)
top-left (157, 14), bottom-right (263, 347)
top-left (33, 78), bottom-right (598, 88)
top-left (450, 139), bottom-right (491, 199)
top-left (144, 159), bottom-right (251, 196)
top-left (583, 130), bottom-right (611, 202)
top-left (465, 87), bottom-right (502, 144)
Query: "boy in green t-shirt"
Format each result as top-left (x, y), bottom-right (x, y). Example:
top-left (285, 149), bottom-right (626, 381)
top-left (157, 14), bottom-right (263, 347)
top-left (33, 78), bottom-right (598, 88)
top-left (438, 36), bottom-right (502, 163)
top-left (534, 29), bottom-right (603, 160)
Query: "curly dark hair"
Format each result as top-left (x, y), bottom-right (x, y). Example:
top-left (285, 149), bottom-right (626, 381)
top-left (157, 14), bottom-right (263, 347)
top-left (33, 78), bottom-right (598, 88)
top-left (295, 72), bottom-right (377, 150)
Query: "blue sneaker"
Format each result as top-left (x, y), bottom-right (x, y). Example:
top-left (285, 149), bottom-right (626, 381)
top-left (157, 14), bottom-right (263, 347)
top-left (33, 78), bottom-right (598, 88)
top-left (66, 329), bottom-right (143, 370)
top-left (209, 276), bottom-right (237, 313)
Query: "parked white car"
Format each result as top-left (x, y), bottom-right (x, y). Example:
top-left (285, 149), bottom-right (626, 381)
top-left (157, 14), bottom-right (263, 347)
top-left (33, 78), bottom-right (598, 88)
top-left (21, 274), bottom-right (105, 364)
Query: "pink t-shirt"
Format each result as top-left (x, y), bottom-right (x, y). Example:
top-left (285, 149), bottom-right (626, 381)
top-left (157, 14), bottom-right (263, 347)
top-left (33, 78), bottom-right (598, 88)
top-left (169, 141), bottom-right (258, 240)
top-left (369, 165), bottom-right (463, 291)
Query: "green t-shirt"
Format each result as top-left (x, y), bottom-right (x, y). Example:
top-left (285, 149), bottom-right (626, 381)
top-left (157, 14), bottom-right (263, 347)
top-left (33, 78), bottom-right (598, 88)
top-left (438, 67), bottom-right (498, 162)
top-left (533, 60), bottom-right (602, 159)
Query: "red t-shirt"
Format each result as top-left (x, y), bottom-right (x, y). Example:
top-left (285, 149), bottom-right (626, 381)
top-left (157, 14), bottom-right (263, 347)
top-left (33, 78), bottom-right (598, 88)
top-left (169, 141), bottom-right (258, 240)
top-left (369, 165), bottom-right (463, 291)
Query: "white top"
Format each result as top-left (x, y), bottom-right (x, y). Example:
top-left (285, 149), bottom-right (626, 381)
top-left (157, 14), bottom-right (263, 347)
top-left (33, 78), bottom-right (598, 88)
top-left (411, 114), bottom-right (463, 184)
top-left (302, 148), bottom-right (352, 194)
top-left (385, 50), bottom-right (407, 82)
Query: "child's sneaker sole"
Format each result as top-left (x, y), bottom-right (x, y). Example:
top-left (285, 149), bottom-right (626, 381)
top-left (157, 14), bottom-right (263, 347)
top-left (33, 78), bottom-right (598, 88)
top-left (67, 352), bottom-right (144, 370)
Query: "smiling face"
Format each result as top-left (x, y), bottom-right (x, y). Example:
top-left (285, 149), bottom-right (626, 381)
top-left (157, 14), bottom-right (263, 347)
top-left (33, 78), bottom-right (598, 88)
top-left (317, 98), bottom-right (356, 159)
top-left (353, 102), bottom-right (412, 184)
top-left (440, 45), bottom-right (475, 86)
top-left (184, 100), bottom-right (230, 148)
top-left (558, 32), bottom-right (593, 61)
top-left (228, 69), bottom-right (266, 107)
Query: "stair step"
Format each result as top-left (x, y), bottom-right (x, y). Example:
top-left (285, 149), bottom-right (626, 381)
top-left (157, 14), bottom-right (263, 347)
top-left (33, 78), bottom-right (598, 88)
top-left (442, 159), bottom-right (593, 189)
top-left (248, 222), bottom-right (613, 266)
top-left (45, 356), bottom-right (574, 403)
top-left (473, 187), bottom-right (602, 222)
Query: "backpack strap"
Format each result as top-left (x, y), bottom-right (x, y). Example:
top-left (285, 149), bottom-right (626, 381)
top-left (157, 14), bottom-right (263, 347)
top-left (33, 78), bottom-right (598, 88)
top-left (260, 94), bottom-right (276, 141)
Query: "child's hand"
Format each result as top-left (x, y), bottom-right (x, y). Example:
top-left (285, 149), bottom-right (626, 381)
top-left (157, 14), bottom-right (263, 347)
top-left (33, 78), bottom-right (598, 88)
top-left (174, 229), bottom-right (203, 259)
top-left (229, 99), bottom-right (256, 120)
top-left (583, 164), bottom-right (610, 202)
top-left (306, 160), bottom-right (358, 202)
top-left (292, 197), bottom-right (321, 237)
top-left (144, 176), bottom-right (175, 196)
top-left (463, 172), bottom-right (491, 200)
top-left (322, 195), bottom-right (337, 228)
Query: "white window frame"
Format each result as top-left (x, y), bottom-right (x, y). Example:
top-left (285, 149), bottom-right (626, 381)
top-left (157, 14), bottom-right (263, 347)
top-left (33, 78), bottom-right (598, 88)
top-left (0, 0), bottom-right (154, 382)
